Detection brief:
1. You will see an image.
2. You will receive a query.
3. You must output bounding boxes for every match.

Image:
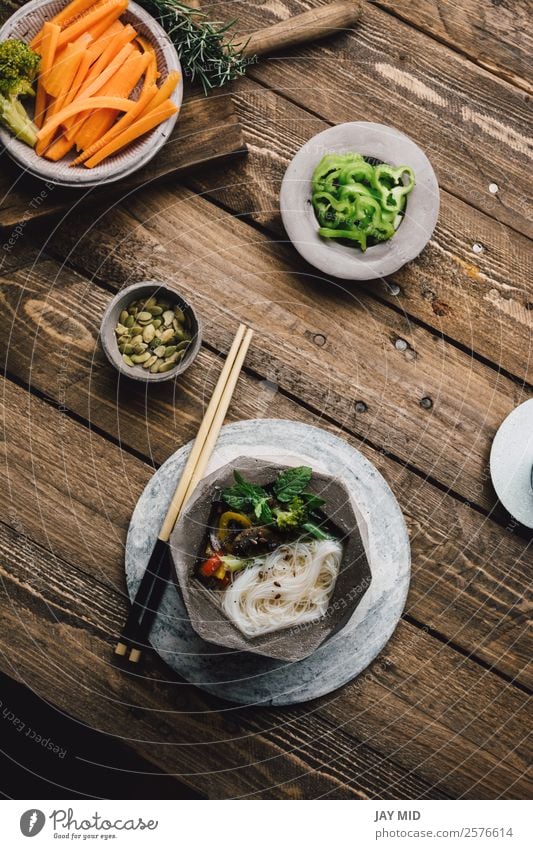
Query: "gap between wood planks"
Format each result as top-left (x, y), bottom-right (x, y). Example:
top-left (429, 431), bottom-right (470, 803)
top-left (369, 1), bottom-right (533, 97)
top-left (183, 179), bottom-right (533, 397)
top-left (2, 316), bottom-right (532, 693)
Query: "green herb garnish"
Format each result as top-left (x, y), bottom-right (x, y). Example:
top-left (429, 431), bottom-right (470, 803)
top-left (140, 1), bottom-right (256, 94)
top-left (222, 471), bottom-right (273, 524)
top-left (273, 466), bottom-right (312, 502)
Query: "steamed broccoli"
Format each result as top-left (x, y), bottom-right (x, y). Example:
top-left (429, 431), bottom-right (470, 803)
top-left (0, 39), bottom-right (40, 147)
top-left (273, 496), bottom-right (308, 531)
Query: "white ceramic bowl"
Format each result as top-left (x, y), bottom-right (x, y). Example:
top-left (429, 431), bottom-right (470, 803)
top-left (280, 122), bottom-right (440, 281)
top-left (0, 0), bottom-right (183, 187)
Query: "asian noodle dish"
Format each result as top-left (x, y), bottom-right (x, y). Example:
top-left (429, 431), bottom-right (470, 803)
top-left (195, 466), bottom-right (344, 637)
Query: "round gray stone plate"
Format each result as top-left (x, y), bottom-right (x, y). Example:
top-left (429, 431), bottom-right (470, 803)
top-left (490, 399), bottom-right (533, 528)
top-left (0, 0), bottom-right (183, 188)
top-left (126, 420), bottom-right (411, 705)
top-left (280, 122), bottom-right (440, 281)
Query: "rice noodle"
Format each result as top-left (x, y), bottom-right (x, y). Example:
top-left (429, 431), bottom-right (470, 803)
top-left (222, 539), bottom-right (342, 638)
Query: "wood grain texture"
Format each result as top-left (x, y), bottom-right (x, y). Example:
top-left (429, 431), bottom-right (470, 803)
top-left (185, 78), bottom-right (533, 385)
top-left (208, 0), bottom-right (532, 239)
top-left (372, 0), bottom-right (533, 93)
top-left (1, 257), bottom-right (531, 689)
top-left (0, 379), bottom-right (530, 799)
top-left (40, 185), bottom-right (531, 515)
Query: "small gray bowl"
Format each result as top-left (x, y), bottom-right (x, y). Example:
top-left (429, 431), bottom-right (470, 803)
top-left (0, 0), bottom-right (183, 187)
top-left (100, 281), bottom-right (202, 383)
top-left (280, 122), bottom-right (440, 281)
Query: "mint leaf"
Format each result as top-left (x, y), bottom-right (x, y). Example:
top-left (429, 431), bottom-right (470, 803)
top-left (300, 492), bottom-right (326, 512)
top-left (222, 471), bottom-right (273, 524)
top-left (273, 466), bottom-right (312, 502)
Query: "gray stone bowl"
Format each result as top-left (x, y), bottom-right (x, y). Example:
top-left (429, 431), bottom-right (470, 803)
top-left (170, 456), bottom-right (372, 662)
top-left (0, 0), bottom-right (183, 188)
top-left (100, 281), bottom-right (202, 383)
top-left (280, 122), bottom-right (440, 281)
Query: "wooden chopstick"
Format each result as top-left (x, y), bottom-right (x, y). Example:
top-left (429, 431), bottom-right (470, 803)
top-left (115, 323), bottom-right (253, 662)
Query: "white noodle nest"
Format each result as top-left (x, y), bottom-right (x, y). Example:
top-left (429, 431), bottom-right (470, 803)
top-left (222, 538), bottom-right (342, 638)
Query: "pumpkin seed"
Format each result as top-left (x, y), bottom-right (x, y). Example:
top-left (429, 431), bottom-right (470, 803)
top-left (122, 354), bottom-right (134, 367)
top-left (162, 310), bottom-right (174, 326)
top-left (165, 351), bottom-right (179, 364)
top-left (164, 345), bottom-right (177, 357)
top-left (143, 324), bottom-right (155, 343)
top-left (120, 310), bottom-right (129, 324)
top-left (153, 345), bottom-right (166, 357)
top-left (131, 352), bottom-right (151, 363)
top-left (137, 311), bottom-right (152, 322)
top-left (130, 325), bottom-right (142, 336)
top-left (123, 343), bottom-right (134, 355)
top-left (125, 314), bottom-right (135, 328)
top-left (152, 319), bottom-right (162, 329)
top-left (174, 307), bottom-right (185, 323)
top-left (177, 340), bottom-right (190, 351)
top-left (158, 360), bottom-right (177, 372)
top-left (160, 328), bottom-right (175, 344)
top-left (148, 306), bottom-right (163, 316)
top-left (150, 360), bottom-right (162, 373)
top-left (144, 297), bottom-right (157, 308)
top-left (115, 323), bottom-right (128, 336)
top-left (143, 355), bottom-right (158, 369)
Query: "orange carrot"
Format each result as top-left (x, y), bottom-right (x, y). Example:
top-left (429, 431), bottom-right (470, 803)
top-left (82, 24), bottom-right (137, 89)
top-left (43, 135), bottom-right (76, 161)
top-left (86, 19), bottom-right (124, 65)
top-left (43, 33), bottom-right (92, 97)
top-left (34, 22), bottom-right (60, 129)
top-left (37, 96), bottom-right (135, 142)
top-left (63, 41), bottom-right (135, 141)
top-left (140, 70), bottom-right (180, 115)
top-left (85, 7), bottom-right (125, 42)
top-left (74, 51), bottom-right (151, 151)
top-left (61, 49), bottom-right (92, 110)
top-left (30, 0), bottom-right (99, 49)
top-left (71, 84), bottom-right (158, 165)
top-left (84, 100), bottom-right (178, 168)
top-left (56, 0), bottom-right (127, 49)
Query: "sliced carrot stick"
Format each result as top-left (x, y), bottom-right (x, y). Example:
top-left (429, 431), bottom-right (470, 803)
top-left (37, 96), bottom-right (135, 142)
top-left (135, 35), bottom-right (159, 87)
top-left (86, 19), bottom-right (124, 65)
top-left (43, 135), bottom-right (76, 161)
top-left (71, 84), bottom-right (158, 165)
top-left (84, 100), bottom-right (178, 168)
top-left (140, 71), bottom-right (180, 115)
top-left (85, 6), bottom-right (125, 42)
top-left (34, 22), bottom-right (61, 129)
top-left (61, 49), bottom-right (92, 110)
top-left (63, 41), bottom-right (135, 141)
top-left (82, 24), bottom-right (137, 89)
top-left (43, 33), bottom-right (92, 97)
top-left (30, 0), bottom-right (93, 49)
top-left (74, 51), bottom-right (150, 151)
top-left (56, 0), bottom-right (127, 49)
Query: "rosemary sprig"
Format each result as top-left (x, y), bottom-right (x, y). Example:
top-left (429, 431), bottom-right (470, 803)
top-left (140, 0), bottom-right (255, 94)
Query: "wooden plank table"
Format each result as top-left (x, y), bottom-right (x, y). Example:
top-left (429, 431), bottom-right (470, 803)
top-left (0, 0), bottom-right (531, 799)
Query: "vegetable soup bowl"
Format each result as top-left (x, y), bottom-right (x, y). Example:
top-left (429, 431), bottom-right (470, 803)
top-left (0, 0), bottom-right (183, 187)
top-left (170, 456), bottom-right (372, 662)
top-left (280, 122), bottom-right (440, 281)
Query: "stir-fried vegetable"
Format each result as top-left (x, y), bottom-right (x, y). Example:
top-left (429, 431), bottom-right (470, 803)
top-left (311, 152), bottom-right (415, 251)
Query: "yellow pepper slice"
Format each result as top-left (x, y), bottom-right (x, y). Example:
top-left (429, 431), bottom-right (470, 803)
top-left (218, 511), bottom-right (252, 542)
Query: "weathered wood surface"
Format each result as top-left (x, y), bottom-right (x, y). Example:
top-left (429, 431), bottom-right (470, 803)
top-left (210, 0), bottom-right (532, 240)
top-left (0, 378), bottom-right (530, 799)
top-left (1, 256), bottom-right (531, 689)
top-left (0, 0), bottom-right (531, 802)
top-left (371, 0), bottom-right (533, 93)
top-left (41, 185), bottom-right (530, 516)
top-left (0, 90), bottom-right (246, 229)
top-left (185, 78), bottom-right (533, 386)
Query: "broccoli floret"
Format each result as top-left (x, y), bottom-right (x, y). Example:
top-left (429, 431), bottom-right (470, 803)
top-left (0, 39), bottom-right (40, 147)
top-left (273, 496), bottom-right (308, 531)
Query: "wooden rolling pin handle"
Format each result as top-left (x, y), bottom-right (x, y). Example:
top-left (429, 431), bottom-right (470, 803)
top-left (238, 0), bottom-right (362, 58)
